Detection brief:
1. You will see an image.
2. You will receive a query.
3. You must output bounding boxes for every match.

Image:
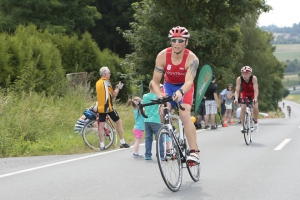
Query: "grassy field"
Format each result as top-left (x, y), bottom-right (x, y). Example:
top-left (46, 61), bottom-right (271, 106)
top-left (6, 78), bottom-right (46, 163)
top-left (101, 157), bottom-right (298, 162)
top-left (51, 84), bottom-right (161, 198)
top-left (274, 44), bottom-right (300, 62)
top-left (282, 74), bottom-right (300, 87)
top-left (284, 94), bottom-right (300, 104)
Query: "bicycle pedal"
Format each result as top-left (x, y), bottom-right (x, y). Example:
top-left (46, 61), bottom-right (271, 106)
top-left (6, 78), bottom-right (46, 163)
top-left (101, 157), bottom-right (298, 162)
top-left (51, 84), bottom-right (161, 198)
top-left (186, 160), bottom-right (195, 166)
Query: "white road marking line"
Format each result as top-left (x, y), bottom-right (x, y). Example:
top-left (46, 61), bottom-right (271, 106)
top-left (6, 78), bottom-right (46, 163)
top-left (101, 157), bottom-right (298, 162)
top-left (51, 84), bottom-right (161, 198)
top-left (274, 139), bottom-right (291, 150)
top-left (0, 148), bottom-right (128, 179)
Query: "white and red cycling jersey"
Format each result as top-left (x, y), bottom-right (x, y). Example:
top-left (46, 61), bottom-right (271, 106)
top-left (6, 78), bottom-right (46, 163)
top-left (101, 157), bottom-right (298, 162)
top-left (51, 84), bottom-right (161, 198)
top-left (163, 47), bottom-right (189, 84)
top-left (162, 47), bottom-right (194, 107)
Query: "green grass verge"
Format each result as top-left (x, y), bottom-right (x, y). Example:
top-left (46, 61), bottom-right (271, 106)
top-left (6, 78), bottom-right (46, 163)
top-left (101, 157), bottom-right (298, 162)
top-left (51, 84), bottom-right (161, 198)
top-left (0, 86), bottom-right (136, 158)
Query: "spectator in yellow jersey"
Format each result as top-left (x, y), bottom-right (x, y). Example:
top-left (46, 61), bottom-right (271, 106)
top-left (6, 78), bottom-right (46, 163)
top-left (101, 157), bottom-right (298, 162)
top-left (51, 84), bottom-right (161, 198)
top-left (96, 66), bottom-right (130, 150)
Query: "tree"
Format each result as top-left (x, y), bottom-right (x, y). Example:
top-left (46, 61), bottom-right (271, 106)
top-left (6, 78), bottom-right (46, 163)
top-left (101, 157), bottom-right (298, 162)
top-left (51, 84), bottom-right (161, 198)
top-left (120, 0), bottom-right (271, 91)
top-left (238, 13), bottom-right (285, 111)
top-left (89, 0), bottom-right (141, 58)
top-left (0, 0), bottom-right (101, 35)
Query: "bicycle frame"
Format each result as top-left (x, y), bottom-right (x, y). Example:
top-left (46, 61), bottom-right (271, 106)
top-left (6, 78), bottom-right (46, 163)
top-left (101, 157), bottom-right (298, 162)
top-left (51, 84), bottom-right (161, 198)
top-left (156, 100), bottom-right (188, 162)
top-left (168, 112), bottom-right (188, 160)
top-left (105, 116), bottom-right (117, 145)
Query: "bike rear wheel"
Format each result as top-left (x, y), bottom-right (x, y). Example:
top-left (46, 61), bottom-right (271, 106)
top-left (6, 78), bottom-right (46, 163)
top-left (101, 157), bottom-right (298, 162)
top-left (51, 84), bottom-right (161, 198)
top-left (156, 126), bottom-right (182, 192)
top-left (243, 114), bottom-right (251, 145)
top-left (82, 120), bottom-right (114, 150)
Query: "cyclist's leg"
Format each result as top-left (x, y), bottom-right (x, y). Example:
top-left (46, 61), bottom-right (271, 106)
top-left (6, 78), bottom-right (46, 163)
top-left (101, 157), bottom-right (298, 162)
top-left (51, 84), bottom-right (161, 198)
top-left (179, 103), bottom-right (199, 164)
top-left (240, 104), bottom-right (246, 132)
top-left (108, 110), bottom-right (124, 139)
top-left (107, 110), bottom-right (130, 147)
top-left (252, 96), bottom-right (259, 131)
top-left (253, 101), bottom-right (259, 122)
top-left (98, 113), bottom-right (106, 144)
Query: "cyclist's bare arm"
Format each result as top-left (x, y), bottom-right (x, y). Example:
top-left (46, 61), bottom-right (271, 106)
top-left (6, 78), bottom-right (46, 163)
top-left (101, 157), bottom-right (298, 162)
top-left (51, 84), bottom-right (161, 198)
top-left (153, 49), bottom-right (166, 98)
top-left (182, 54), bottom-right (198, 93)
top-left (234, 77), bottom-right (241, 103)
top-left (252, 75), bottom-right (259, 100)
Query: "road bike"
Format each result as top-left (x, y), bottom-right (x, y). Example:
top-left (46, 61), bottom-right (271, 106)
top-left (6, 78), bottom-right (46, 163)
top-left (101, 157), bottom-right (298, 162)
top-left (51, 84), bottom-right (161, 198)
top-left (81, 113), bottom-right (117, 150)
top-left (138, 96), bottom-right (200, 192)
top-left (240, 98), bottom-right (254, 145)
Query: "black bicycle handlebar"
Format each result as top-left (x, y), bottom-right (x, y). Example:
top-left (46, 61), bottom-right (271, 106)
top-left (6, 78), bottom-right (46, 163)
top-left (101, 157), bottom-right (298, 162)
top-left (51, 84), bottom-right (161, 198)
top-left (239, 97), bottom-right (254, 106)
top-left (137, 95), bottom-right (185, 118)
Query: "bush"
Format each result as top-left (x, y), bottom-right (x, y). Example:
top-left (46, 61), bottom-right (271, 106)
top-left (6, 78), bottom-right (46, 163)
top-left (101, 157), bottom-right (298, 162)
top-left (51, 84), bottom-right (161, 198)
top-left (0, 24), bottom-right (131, 101)
top-left (0, 24), bottom-right (67, 96)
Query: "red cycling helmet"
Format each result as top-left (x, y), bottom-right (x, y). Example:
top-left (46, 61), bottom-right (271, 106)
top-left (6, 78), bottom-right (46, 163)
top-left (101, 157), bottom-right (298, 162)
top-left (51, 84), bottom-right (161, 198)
top-left (241, 66), bottom-right (252, 73)
top-left (168, 26), bottom-right (190, 38)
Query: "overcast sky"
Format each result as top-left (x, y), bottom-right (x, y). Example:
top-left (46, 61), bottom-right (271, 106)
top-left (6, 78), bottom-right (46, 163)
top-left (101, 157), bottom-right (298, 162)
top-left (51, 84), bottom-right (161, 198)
top-left (258, 0), bottom-right (300, 27)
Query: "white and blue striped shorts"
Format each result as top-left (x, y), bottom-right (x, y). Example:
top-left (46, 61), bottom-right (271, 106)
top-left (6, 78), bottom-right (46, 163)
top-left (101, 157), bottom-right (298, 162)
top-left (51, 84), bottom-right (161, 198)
top-left (205, 100), bottom-right (217, 114)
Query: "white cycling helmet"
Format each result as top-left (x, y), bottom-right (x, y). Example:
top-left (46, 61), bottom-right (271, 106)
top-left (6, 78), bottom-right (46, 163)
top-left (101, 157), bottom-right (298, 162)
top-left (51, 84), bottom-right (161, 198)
top-left (241, 66), bottom-right (252, 73)
top-left (168, 26), bottom-right (190, 39)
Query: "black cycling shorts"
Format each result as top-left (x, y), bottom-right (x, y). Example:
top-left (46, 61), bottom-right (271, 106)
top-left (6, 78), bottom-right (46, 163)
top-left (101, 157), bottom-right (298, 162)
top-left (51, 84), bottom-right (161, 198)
top-left (98, 109), bottom-right (120, 122)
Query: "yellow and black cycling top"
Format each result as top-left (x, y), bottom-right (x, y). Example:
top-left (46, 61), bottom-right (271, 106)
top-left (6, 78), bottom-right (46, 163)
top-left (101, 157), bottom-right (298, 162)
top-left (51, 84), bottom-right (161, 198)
top-left (96, 77), bottom-right (115, 113)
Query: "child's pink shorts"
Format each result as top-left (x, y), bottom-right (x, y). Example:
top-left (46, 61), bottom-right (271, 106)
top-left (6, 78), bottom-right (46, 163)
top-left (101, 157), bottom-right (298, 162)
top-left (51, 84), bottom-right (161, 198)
top-left (133, 128), bottom-right (144, 138)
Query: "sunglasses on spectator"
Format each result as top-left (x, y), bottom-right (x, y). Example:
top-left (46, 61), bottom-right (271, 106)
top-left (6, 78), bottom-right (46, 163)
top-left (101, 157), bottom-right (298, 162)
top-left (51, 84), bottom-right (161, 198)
top-left (171, 38), bottom-right (186, 43)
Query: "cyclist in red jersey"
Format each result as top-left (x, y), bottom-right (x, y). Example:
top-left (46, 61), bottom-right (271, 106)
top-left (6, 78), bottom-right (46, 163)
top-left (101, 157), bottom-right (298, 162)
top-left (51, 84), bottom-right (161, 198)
top-left (152, 26), bottom-right (200, 164)
top-left (234, 66), bottom-right (259, 132)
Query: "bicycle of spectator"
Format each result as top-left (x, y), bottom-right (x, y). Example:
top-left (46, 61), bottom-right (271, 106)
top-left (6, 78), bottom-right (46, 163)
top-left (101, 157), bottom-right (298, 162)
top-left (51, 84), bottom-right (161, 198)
top-left (81, 110), bottom-right (117, 150)
top-left (240, 98), bottom-right (254, 145)
top-left (138, 96), bottom-right (200, 192)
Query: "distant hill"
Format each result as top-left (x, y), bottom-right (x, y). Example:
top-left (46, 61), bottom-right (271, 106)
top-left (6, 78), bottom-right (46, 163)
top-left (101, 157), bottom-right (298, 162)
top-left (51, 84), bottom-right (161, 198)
top-left (260, 23), bottom-right (300, 44)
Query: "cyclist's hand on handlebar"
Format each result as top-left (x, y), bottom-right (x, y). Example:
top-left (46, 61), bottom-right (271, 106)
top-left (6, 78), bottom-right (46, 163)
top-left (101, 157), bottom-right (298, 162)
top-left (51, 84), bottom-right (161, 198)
top-left (253, 98), bottom-right (257, 105)
top-left (234, 99), bottom-right (238, 105)
top-left (158, 92), bottom-right (168, 99)
top-left (172, 90), bottom-right (182, 102)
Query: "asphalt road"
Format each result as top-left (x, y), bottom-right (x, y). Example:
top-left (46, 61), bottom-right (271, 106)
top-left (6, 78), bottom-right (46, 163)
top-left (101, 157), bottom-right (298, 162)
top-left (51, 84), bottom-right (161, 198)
top-left (1, 100), bottom-right (299, 200)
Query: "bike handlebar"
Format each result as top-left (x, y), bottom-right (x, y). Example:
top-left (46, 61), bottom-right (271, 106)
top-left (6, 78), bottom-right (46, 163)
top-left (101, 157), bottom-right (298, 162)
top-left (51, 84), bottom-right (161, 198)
top-left (137, 95), bottom-right (185, 118)
top-left (239, 97), bottom-right (254, 106)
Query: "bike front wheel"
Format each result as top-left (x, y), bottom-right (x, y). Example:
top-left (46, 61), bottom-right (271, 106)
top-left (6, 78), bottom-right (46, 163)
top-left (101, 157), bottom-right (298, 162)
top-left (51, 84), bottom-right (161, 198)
top-left (156, 126), bottom-right (182, 192)
top-left (82, 120), bottom-right (114, 150)
top-left (243, 114), bottom-right (251, 145)
top-left (250, 118), bottom-right (254, 143)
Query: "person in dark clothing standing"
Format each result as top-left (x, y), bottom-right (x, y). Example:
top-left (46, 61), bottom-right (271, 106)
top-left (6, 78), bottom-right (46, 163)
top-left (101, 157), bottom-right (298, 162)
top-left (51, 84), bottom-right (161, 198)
top-left (195, 97), bottom-right (206, 129)
top-left (204, 75), bottom-right (219, 129)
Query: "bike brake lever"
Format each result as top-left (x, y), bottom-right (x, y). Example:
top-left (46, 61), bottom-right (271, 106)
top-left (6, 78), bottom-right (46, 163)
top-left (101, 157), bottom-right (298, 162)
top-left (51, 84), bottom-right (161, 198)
top-left (137, 101), bottom-right (148, 118)
top-left (172, 93), bottom-right (185, 111)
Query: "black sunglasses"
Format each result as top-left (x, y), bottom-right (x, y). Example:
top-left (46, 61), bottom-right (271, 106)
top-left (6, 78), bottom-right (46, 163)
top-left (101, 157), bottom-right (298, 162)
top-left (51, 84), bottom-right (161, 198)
top-left (171, 38), bottom-right (186, 43)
